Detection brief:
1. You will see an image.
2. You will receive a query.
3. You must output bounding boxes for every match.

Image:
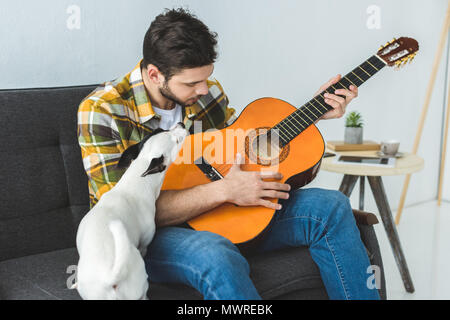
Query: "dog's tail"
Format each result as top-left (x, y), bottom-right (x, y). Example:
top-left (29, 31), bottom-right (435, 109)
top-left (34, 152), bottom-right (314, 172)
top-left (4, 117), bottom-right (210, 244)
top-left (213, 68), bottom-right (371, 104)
top-left (108, 220), bottom-right (131, 283)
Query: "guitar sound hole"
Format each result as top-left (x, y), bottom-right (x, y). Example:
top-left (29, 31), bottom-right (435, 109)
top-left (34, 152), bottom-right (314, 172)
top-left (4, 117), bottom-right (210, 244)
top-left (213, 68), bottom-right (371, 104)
top-left (245, 127), bottom-right (289, 166)
top-left (252, 133), bottom-right (280, 160)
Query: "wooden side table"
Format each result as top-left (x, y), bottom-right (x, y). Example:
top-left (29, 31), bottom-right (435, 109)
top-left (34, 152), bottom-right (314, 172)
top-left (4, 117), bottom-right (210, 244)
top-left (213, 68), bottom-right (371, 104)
top-left (321, 150), bottom-right (424, 293)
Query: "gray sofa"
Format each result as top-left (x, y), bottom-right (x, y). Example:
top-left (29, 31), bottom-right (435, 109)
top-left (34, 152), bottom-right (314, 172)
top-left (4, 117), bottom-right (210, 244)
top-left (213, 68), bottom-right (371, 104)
top-left (0, 85), bottom-right (386, 300)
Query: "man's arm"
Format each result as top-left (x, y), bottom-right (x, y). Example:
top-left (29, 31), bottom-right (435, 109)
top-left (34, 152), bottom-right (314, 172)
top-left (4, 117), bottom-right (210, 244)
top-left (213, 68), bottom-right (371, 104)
top-left (78, 98), bottom-right (126, 208)
top-left (155, 179), bottom-right (227, 227)
top-left (155, 153), bottom-right (290, 227)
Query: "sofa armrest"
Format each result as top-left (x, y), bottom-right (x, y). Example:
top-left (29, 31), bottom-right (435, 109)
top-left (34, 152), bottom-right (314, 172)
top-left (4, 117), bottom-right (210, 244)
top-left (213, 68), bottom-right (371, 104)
top-left (352, 209), bottom-right (379, 225)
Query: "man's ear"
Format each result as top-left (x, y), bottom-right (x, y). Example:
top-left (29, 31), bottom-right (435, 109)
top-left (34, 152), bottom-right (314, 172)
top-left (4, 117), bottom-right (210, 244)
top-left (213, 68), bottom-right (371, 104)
top-left (141, 155), bottom-right (166, 177)
top-left (117, 143), bottom-right (142, 169)
top-left (146, 64), bottom-right (164, 85)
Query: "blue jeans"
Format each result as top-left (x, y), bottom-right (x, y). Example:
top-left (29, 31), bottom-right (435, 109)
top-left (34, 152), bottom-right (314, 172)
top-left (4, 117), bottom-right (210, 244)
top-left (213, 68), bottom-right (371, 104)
top-left (144, 188), bottom-right (380, 300)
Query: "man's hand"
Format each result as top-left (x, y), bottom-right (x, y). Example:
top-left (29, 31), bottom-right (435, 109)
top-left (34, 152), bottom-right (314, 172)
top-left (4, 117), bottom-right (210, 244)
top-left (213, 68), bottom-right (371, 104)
top-left (222, 153), bottom-right (291, 210)
top-left (314, 74), bottom-right (358, 121)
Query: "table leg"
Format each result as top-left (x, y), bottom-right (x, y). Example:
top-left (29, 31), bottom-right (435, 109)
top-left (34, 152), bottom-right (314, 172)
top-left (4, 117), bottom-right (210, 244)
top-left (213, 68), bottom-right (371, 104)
top-left (359, 176), bottom-right (365, 211)
top-left (367, 176), bottom-right (415, 293)
top-left (339, 174), bottom-right (359, 197)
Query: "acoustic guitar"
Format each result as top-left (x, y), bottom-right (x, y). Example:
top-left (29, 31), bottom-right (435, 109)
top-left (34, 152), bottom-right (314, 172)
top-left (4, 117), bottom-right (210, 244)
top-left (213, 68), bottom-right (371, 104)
top-left (161, 37), bottom-right (419, 246)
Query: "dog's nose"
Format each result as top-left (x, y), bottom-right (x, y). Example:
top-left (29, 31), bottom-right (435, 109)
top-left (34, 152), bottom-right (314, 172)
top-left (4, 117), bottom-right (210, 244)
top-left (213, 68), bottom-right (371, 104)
top-left (177, 122), bottom-right (185, 129)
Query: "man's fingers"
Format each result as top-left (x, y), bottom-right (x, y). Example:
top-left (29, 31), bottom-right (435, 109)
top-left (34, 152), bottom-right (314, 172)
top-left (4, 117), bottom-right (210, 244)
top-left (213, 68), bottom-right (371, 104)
top-left (324, 92), bottom-right (346, 104)
top-left (321, 74), bottom-right (341, 90)
top-left (315, 74), bottom-right (341, 96)
top-left (259, 199), bottom-right (282, 210)
top-left (262, 181), bottom-right (291, 192)
top-left (259, 171), bottom-right (283, 180)
top-left (261, 190), bottom-right (290, 200)
top-left (334, 86), bottom-right (358, 99)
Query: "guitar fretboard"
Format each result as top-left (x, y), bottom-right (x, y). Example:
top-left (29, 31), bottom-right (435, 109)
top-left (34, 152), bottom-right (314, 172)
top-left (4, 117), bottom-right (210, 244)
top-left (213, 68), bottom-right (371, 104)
top-left (272, 55), bottom-right (387, 147)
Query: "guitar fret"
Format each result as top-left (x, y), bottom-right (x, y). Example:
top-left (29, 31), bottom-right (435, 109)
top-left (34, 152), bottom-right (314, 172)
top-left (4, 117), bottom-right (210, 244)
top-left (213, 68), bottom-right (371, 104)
top-left (358, 65), bottom-right (371, 77)
top-left (339, 78), bottom-right (351, 89)
top-left (289, 114), bottom-right (306, 129)
top-left (349, 73), bottom-right (363, 86)
top-left (302, 105), bottom-right (318, 123)
top-left (356, 68), bottom-right (370, 81)
top-left (345, 75), bottom-right (358, 87)
top-left (309, 102), bottom-right (324, 115)
top-left (284, 116), bottom-right (301, 132)
top-left (303, 103), bottom-right (319, 117)
top-left (369, 55), bottom-right (385, 69)
top-left (351, 71), bottom-right (364, 83)
top-left (366, 60), bottom-right (379, 71)
top-left (293, 112), bottom-right (310, 127)
top-left (312, 98), bottom-right (328, 112)
top-left (279, 122), bottom-right (295, 138)
top-left (276, 130), bottom-right (289, 144)
top-left (305, 106), bottom-right (320, 120)
top-left (299, 107), bottom-right (315, 122)
top-left (330, 84), bottom-right (340, 92)
top-left (307, 106), bottom-right (321, 121)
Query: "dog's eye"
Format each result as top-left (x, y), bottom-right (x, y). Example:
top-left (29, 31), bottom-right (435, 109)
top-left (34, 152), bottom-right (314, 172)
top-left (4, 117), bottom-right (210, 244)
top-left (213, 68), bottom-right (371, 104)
top-left (112, 284), bottom-right (118, 290)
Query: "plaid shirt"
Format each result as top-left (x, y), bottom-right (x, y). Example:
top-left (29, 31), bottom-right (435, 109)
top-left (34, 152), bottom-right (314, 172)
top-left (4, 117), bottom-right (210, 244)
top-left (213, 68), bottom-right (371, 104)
top-left (77, 60), bottom-right (237, 208)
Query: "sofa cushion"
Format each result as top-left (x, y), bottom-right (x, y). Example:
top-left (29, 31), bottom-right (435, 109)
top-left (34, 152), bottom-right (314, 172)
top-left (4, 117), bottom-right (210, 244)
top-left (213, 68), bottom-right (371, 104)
top-left (0, 86), bottom-right (96, 261)
top-left (0, 246), bottom-right (326, 300)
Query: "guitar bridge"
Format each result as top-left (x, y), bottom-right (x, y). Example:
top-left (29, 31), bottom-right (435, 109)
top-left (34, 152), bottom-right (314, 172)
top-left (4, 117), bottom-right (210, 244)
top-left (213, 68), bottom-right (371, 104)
top-left (195, 157), bottom-right (223, 181)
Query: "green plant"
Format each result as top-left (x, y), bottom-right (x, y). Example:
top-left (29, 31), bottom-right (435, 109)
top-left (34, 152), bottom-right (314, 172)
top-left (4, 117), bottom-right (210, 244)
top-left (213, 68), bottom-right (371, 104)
top-left (345, 111), bottom-right (364, 128)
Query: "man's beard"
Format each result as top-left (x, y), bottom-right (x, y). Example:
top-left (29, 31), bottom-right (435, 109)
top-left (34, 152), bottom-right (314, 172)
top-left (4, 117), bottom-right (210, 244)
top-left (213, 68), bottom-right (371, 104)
top-left (159, 81), bottom-right (200, 108)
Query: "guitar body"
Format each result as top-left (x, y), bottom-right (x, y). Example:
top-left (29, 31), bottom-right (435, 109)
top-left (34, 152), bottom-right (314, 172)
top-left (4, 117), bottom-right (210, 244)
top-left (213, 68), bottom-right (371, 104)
top-left (161, 97), bottom-right (325, 245)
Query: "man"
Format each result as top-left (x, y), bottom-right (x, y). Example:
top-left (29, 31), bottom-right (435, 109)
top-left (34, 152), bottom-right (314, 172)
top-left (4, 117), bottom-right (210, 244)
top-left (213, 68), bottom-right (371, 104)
top-left (78, 8), bottom-right (380, 300)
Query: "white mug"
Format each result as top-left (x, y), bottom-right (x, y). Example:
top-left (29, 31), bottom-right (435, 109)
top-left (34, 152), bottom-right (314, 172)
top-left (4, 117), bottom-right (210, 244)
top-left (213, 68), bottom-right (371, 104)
top-left (381, 140), bottom-right (400, 156)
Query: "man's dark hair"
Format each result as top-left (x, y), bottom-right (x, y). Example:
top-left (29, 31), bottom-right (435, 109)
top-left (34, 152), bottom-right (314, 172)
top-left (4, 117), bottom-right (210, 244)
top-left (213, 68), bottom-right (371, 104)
top-left (142, 8), bottom-right (218, 80)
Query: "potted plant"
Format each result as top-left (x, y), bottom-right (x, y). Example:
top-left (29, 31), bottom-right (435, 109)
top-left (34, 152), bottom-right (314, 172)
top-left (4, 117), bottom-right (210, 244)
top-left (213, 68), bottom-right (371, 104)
top-left (344, 111), bottom-right (364, 144)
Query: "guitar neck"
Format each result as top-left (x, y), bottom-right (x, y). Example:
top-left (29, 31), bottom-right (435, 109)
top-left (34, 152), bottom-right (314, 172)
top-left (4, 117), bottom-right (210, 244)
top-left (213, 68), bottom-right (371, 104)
top-left (272, 55), bottom-right (387, 147)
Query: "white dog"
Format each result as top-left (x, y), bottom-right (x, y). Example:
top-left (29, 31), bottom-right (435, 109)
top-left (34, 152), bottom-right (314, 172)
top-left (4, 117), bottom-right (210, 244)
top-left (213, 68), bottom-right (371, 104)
top-left (73, 122), bottom-right (187, 300)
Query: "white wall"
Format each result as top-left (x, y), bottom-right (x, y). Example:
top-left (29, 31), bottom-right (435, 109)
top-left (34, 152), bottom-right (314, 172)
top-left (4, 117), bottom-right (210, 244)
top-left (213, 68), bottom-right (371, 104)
top-left (1, 0), bottom-right (448, 213)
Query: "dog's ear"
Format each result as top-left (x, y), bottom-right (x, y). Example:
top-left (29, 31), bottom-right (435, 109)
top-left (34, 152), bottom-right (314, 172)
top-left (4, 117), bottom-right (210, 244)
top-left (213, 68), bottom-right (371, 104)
top-left (141, 155), bottom-right (166, 177)
top-left (117, 128), bottom-right (167, 170)
top-left (117, 143), bottom-right (142, 169)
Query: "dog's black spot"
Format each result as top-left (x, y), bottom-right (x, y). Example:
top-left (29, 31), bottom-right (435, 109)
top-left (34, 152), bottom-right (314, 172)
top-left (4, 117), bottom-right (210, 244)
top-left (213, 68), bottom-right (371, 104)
top-left (117, 128), bottom-right (167, 169)
top-left (141, 155), bottom-right (166, 177)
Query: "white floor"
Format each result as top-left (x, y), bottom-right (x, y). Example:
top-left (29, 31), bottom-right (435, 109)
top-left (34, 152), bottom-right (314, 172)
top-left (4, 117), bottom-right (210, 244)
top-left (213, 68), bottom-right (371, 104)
top-left (374, 200), bottom-right (450, 300)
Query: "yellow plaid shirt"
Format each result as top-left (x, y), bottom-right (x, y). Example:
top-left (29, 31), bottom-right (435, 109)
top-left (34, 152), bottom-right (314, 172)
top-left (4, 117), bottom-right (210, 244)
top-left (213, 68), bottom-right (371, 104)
top-left (77, 60), bottom-right (236, 208)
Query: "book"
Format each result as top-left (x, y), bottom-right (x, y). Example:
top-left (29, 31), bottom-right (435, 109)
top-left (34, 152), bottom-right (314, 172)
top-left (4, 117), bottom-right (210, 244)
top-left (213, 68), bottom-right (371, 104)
top-left (326, 140), bottom-right (380, 151)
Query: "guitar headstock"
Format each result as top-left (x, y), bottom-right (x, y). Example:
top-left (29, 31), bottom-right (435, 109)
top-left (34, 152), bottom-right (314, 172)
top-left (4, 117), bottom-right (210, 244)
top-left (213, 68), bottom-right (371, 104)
top-left (377, 37), bottom-right (419, 68)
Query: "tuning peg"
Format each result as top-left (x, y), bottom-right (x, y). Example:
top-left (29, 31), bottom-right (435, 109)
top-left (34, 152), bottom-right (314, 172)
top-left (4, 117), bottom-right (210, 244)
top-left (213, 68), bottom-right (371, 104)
top-left (390, 37), bottom-right (397, 44)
